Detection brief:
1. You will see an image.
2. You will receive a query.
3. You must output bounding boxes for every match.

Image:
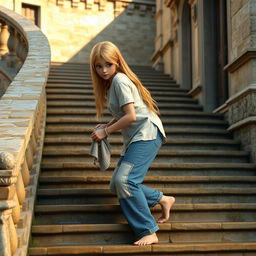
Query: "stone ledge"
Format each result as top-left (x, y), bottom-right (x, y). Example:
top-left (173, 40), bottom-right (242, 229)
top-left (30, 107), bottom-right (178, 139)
top-left (213, 84), bottom-right (256, 114)
top-left (224, 48), bottom-right (256, 73)
top-left (228, 116), bottom-right (256, 132)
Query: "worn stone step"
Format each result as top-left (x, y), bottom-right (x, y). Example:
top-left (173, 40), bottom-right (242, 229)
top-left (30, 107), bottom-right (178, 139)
top-left (49, 70), bottom-right (173, 79)
top-left (39, 162), bottom-right (256, 176)
top-left (45, 116), bottom-right (227, 126)
top-left (36, 187), bottom-right (256, 204)
top-left (38, 175), bottom-right (256, 189)
top-left (45, 107), bottom-right (222, 118)
top-left (28, 242), bottom-right (256, 256)
top-left (45, 116), bottom-right (227, 127)
top-left (46, 100), bottom-right (201, 109)
top-left (42, 147), bottom-right (249, 163)
top-left (46, 79), bottom-right (179, 87)
top-left (48, 74), bottom-right (175, 83)
top-left (44, 135), bottom-right (240, 150)
top-left (46, 94), bottom-right (196, 104)
top-left (46, 84), bottom-right (184, 93)
top-left (34, 202), bottom-right (256, 225)
top-left (44, 125), bottom-right (231, 138)
top-left (41, 151), bottom-right (249, 163)
top-left (30, 222), bottom-right (256, 247)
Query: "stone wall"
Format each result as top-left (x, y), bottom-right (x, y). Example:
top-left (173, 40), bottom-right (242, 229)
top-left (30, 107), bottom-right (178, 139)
top-left (218, 0), bottom-right (256, 162)
top-left (0, 0), bottom-right (156, 65)
top-left (153, 0), bottom-right (256, 162)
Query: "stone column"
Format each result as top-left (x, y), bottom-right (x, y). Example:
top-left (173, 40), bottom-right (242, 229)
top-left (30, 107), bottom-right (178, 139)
top-left (216, 0), bottom-right (256, 162)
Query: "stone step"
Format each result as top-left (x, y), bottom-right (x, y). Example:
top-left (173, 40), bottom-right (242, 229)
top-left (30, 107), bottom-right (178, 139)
top-left (28, 242), bottom-right (256, 256)
top-left (41, 150), bottom-right (249, 163)
top-left (30, 222), bottom-right (256, 247)
top-left (46, 87), bottom-right (185, 94)
top-left (45, 116), bottom-right (226, 125)
top-left (48, 74), bottom-right (175, 83)
top-left (49, 67), bottom-right (173, 75)
top-left (49, 67), bottom-right (172, 75)
top-left (45, 118), bottom-right (227, 130)
top-left (46, 101), bottom-right (203, 112)
top-left (44, 135), bottom-right (239, 150)
top-left (46, 79), bottom-right (179, 87)
top-left (39, 162), bottom-right (256, 175)
top-left (46, 108), bottom-right (224, 119)
top-left (38, 175), bottom-right (256, 189)
top-left (44, 125), bottom-right (230, 137)
top-left (41, 147), bottom-right (249, 162)
top-left (36, 187), bottom-right (256, 204)
top-left (34, 203), bottom-right (256, 225)
top-left (46, 94), bottom-right (196, 103)
top-left (46, 83), bottom-right (187, 94)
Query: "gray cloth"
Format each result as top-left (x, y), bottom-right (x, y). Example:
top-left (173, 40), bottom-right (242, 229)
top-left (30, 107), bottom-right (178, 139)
top-left (90, 138), bottom-right (111, 171)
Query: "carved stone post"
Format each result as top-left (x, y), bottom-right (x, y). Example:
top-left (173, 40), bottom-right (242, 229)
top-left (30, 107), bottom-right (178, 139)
top-left (0, 152), bottom-right (18, 256)
top-left (0, 21), bottom-right (9, 59)
top-left (6, 26), bottom-right (18, 69)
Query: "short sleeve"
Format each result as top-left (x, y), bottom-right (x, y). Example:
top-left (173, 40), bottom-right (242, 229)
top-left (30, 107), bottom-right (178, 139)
top-left (114, 80), bottom-right (134, 108)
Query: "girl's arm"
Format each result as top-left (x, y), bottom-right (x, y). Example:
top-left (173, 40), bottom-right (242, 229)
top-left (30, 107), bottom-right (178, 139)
top-left (91, 103), bottom-right (136, 141)
top-left (94, 118), bottom-right (117, 129)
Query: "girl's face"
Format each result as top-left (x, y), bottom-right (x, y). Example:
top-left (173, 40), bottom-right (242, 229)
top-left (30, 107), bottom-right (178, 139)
top-left (95, 58), bottom-right (117, 81)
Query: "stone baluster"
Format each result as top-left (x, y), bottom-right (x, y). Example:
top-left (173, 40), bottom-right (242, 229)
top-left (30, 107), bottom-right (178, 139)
top-left (0, 152), bottom-right (18, 256)
top-left (0, 21), bottom-right (9, 59)
top-left (6, 26), bottom-right (18, 69)
top-left (15, 33), bottom-right (25, 72)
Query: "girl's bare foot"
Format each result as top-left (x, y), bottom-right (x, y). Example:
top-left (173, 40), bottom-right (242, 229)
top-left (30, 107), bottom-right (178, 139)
top-left (134, 233), bottom-right (158, 246)
top-left (157, 195), bottom-right (175, 223)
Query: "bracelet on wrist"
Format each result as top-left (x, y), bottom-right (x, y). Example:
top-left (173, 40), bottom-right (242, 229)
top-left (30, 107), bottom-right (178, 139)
top-left (104, 127), bottom-right (109, 137)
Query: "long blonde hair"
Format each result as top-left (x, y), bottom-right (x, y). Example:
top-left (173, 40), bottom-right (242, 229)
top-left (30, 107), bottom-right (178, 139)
top-left (90, 41), bottom-right (159, 118)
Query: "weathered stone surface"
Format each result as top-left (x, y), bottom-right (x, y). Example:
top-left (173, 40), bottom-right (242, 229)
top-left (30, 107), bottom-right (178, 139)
top-left (0, 152), bottom-right (15, 170)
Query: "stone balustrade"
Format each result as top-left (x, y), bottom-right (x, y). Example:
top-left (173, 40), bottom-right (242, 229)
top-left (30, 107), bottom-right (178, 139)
top-left (0, 14), bottom-right (28, 98)
top-left (0, 6), bottom-right (51, 256)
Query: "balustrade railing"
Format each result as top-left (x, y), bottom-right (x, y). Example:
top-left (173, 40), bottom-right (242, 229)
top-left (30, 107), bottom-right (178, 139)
top-left (0, 6), bottom-right (51, 256)
top-left (0, 18), bottom-right (28, 97)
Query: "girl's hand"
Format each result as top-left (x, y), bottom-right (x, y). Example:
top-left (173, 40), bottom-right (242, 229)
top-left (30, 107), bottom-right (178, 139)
top-left (94, 124), bottom-right (107, 130)
top-left (91, 128), bottom-right (107, 142)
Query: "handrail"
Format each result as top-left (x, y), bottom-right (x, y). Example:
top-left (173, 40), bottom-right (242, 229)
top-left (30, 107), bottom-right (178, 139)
top-left (0, 6), bottom-right (51, 256)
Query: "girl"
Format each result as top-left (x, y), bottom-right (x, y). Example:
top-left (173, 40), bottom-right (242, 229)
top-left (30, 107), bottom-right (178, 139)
top-left (90, 41), bottom-right (175, 246)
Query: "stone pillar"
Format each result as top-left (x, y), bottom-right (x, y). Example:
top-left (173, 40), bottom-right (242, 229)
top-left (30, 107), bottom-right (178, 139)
top-left (216, 0), bottom-right (256, 162)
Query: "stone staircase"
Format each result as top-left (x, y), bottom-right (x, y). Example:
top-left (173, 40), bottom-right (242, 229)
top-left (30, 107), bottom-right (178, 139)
top-left (28, 62), bottom-right (256, 255)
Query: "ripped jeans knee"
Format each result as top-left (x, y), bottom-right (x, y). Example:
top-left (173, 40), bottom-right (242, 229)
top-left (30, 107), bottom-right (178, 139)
top-left (109, 161), bottom-right (134, 199)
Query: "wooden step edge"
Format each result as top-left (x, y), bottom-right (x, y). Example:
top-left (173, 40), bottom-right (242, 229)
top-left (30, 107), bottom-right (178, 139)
top-left (31, 222), bottom-right (256, 234)
top-left (34, 203), bottom-right (256, 213)
top-left (29, 242), bottom-right (256, 255)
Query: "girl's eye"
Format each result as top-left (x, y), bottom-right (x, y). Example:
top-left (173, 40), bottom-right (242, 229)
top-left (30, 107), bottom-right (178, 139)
top-left (95, 65), bottom-right (102, 69)
top-left (106, 63), bottom-right (112, 67)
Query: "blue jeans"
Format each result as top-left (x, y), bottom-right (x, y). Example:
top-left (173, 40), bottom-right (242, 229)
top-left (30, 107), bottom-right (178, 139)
top-left (109, 130), bottom-right (163, 238)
